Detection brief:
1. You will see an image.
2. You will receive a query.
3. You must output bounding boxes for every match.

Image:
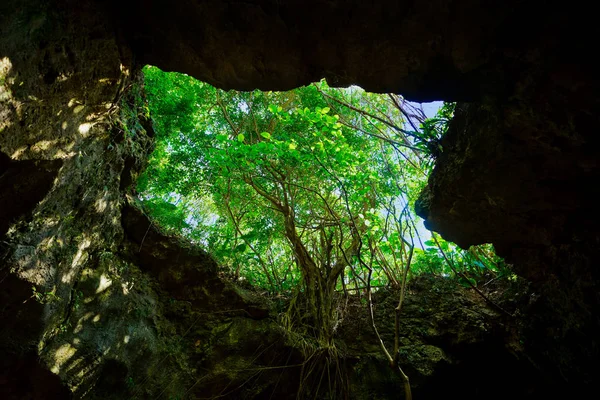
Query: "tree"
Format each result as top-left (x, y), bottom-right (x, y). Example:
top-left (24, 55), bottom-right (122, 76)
top-left (138, 65), bottom-right (505, 399)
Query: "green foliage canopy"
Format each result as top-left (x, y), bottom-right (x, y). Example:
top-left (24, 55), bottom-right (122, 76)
top-left (135, 68), bottom-right (510, 396)
top-left (138, 66), bottom-right (507, 302)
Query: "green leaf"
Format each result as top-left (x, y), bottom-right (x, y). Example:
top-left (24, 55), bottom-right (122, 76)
top-left (235, 243), bottom-right (247, 252)
top-left (260, 131), bottom-right (271, 139)
top-left (237, 134), bottom-right (245, 142)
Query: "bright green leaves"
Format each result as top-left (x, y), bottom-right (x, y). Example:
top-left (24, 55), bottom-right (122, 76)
top-left (268, 104), bottom-right (282, 114)
top-left (412, 102), bottom-right (456, 160)
top-left (138, 66), bottom-right (506, 294)
top-left (424, 239), bottom-right (449, 251)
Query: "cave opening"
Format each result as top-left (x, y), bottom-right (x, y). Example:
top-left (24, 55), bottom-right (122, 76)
top-left (129, 65), bottom-right (518, 399)
top-left (136, 65), bottom-right (510, 284)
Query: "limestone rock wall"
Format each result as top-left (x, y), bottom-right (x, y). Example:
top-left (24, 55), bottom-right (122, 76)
top-left (416, 52), bottom-right (600, 388)
top-left (0, 0), bottom-right (183, 397)
top-left (109, 0), bottom-right (577, 101)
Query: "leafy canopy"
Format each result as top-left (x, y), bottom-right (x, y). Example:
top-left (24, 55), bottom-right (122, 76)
top-left (136, 68), bottom-right (510, 397)
top-left (138, 65), bottom-right (506, 294)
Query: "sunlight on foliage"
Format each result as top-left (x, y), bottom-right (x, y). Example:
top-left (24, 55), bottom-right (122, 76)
top-left (138, 65), bottom-right (506, 295)
top-left (135, 67), bottom-right (510, 398)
